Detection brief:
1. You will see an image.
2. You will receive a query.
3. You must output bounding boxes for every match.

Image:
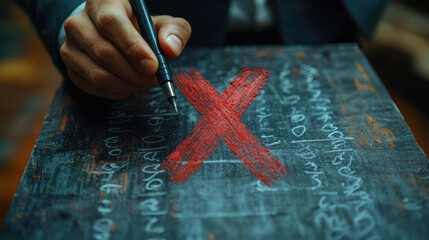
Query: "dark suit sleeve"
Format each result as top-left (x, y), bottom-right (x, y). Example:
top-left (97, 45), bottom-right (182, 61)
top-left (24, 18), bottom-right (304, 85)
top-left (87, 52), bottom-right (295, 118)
top-left (276, 0), bottom-right (389, 44)
top-left (15, 0), bottom-right (85, 74)
top-left (146, 0), bottom-right (230, 46)
top-left (342, 0), bottom-right (389, 39)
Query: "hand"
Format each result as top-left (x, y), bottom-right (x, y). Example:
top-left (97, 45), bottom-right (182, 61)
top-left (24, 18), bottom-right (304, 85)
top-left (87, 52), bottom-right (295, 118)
top-left (60, 0), bottom-right (191, 100)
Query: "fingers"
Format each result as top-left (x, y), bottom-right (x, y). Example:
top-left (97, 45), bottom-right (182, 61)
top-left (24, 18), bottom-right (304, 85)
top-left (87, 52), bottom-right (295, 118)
top-left (67, 69), bottom-right (130, 100)
top-left (64, 13), bottom-right (157, 88)
top-left (86, 0), bottom-right (157, 74)
top-left (60, 0), bottom-right (192, 100)
top-left (154, 16), bottom-right (192, 58)
top-left (60, 41), bottom-right (151, 100)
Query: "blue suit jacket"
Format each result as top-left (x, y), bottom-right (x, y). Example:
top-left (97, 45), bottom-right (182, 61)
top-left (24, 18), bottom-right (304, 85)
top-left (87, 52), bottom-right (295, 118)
top-left (16, 0), bottom-right (388, 72)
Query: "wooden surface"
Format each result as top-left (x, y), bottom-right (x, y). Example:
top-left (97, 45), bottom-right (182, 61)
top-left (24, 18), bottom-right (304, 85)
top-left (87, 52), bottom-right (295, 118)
top-left (1, 44), bottom-right (428, 239)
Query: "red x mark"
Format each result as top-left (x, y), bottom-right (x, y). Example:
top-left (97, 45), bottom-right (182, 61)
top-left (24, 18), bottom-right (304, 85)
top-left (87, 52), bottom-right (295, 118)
top-left (162, 68), bottom-right (287, 186)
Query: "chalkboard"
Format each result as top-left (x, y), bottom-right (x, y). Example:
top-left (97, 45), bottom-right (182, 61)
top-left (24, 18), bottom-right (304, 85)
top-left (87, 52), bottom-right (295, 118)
top-left (1, 44), bottom-right (428, 239)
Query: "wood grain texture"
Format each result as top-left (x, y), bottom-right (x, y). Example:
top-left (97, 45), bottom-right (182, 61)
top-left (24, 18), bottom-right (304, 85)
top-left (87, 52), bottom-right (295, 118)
top-left (1, 44), bottom-right (428, 240)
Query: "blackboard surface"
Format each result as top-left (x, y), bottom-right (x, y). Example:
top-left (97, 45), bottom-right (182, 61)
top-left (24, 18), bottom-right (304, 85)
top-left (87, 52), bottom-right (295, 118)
top-left (1, 44), bottom-right (428, 240)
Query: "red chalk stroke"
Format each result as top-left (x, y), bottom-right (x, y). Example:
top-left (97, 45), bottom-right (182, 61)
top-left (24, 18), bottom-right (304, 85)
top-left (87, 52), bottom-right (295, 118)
top-left (162, 68), bottom-right (287, 186)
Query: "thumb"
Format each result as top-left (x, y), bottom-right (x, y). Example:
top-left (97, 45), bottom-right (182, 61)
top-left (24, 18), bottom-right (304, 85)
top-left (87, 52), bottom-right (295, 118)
top-left (153, 16), bottom-right (192, 58)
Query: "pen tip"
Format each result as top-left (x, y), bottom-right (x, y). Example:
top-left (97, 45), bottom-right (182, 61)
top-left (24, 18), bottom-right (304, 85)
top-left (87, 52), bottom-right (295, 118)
top-left (169, 98), bottom-right (178, 113)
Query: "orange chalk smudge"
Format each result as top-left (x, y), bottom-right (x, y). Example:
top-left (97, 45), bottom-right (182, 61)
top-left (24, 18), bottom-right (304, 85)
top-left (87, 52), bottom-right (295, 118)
top-left (356, 63), bottom-right (370, 81)
top-left (119, 173), bottom-right (129, 193)
top-left (353, 77), bottom-right (374, 92)
top-left (339, 102), bottom-right (347, 115)
top-left (366, 115), bottom-right (396, 148)
top-left (295, 51), bottom-right (306, 57)
top-left (371, 133), bottom-right (382, 144)
top-left (396, 202), bottom-right (405, 212)
top-left (59, 114), bottom-right (68, 131)
top-left (324, 73), bottom-right (335, 88)
top-left (293, 67), bottom-right (300, 75)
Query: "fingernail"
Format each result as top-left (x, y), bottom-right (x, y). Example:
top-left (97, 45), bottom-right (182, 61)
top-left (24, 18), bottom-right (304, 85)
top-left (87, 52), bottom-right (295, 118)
top-left (139, 58), bottom-right (156, 74)
top-left (166, 35), bottom-right (182, 55)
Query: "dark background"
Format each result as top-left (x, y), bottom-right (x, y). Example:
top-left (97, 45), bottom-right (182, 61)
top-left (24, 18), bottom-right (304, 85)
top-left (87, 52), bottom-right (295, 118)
top-left (0, 0), bottom-right (428, 228)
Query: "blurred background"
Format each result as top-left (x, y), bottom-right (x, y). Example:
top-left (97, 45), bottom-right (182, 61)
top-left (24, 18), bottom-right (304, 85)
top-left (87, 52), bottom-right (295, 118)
top-left (0, 0), bottom-right (428, 228)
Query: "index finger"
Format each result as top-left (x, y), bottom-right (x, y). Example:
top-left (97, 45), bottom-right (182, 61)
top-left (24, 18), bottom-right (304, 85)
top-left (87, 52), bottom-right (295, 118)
top-left (86, 0), bottom-right (157, 75)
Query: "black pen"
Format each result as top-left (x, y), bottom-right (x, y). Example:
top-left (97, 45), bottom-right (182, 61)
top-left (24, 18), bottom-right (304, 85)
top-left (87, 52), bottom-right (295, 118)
top-left (130, 0), bottom-right (178, 112)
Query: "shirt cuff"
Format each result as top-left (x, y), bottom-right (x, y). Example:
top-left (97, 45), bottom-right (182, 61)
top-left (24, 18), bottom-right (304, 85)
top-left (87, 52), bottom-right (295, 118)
top-left (57, 1), bottom-right (86, 50)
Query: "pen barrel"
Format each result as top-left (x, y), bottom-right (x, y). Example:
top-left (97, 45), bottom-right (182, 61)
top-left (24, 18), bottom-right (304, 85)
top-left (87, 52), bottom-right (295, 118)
top-left (131, 0), bottom-right (161, 53)
top-left (157, 54), bottom-right (176, 100)
top-left (156, 54), bottom-right (172, 83)
top-left (130, 0), bottom-right (177, 102)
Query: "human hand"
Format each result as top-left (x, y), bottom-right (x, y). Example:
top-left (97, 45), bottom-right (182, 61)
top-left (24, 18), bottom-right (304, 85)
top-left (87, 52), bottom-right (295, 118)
top-left (60, 0), bottom-right (191, 100)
